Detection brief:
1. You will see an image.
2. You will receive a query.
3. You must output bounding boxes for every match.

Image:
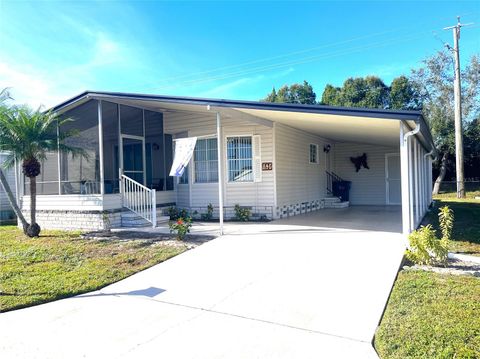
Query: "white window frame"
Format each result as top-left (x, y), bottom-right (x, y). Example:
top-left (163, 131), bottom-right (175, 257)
top-left (226, 134), bottom-right (255, 183)
top-left (193, 136), bottom-right (218, 184)
top-left (309, 143), bottom-right (319, 164)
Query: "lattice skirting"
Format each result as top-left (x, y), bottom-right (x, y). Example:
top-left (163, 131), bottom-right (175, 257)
top-left (275, 200), bottom-right (326, 219)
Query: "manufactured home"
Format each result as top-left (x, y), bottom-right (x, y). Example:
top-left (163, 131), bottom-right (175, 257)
top-left (17, 92), bottom-right (436, 234)
top-left (0, 151), bottom-right (18, 224)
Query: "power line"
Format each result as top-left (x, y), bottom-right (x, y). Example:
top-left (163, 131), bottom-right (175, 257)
top-left (139, 12), bottom-right (480, 90)
top-left (147, 31), bottom-right (434, 91)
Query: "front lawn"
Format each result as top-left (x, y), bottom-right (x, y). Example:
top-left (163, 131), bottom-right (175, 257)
top-left (376, 192), bottom-right (480, 358)
top-left (375, 270), bottom-right (480, 358)
top-left (426, 192), bottom-right (480, 255)
top-left (0, 226), bottom-right (187, 312)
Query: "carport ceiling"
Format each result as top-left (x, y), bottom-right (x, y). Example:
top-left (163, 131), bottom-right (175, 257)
top-left (235, 108), bottom-right (401, 147)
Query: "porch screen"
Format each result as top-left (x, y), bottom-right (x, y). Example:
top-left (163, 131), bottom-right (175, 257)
top-left (59, 100), bottom-right (100, 195)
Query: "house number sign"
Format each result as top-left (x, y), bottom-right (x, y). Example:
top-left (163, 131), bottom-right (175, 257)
top-left (262, 162), bottom-right (273, 171)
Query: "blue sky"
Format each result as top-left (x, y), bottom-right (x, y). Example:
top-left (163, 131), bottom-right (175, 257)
top-left (1, 0), bottom-right (479, 108)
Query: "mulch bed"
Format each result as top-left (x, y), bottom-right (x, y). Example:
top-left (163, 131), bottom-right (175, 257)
top-left (403, 257), bottom-right (480, 277)
top-left (81, 230), bottom-right (215, 249)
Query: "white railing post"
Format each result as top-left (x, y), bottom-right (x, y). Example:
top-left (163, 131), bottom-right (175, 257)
top-left (120, 173), bottom-right (157, 227)
top-left (152, 190), bottom-right (157, 228)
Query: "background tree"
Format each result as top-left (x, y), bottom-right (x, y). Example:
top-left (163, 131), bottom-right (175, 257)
top-left (0, 89), bottom-right (29, 233)
top-left (389, 75), bottom-right (422, 110)
top-left (410, 51), bottom-right (480, 194)
top-left (320, 84), bottom-right (341, 106)
top-left (320, 76), bottom-right (390, 108)
top-left (464, 118), bottom-right (480, 180)
top-left (263, 80), bottom-right (316, 104)
top-left (0, 105), bottom-right (85, 237)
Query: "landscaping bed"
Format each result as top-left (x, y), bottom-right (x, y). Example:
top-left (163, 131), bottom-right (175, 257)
top-left (424, 193), bottom-right (480, 256)
top-left (0, 226), bottom-right (212, 312)
top-left (376, 193), bottom-right (480, 358)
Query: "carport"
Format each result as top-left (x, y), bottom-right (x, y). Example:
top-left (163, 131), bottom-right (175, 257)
top-left (235, 104), bottom-right (436, 234)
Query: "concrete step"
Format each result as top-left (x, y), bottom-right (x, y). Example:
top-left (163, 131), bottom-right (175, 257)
top-left (324, 201), bottom-right (350, 209)
top-left (323, 197), bottom-right (341, 203)
top-left (120, 210), bottom-right (169, 228)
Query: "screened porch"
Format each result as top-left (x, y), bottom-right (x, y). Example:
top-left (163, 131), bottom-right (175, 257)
top-left (24, 99), bottom-right (174, 197)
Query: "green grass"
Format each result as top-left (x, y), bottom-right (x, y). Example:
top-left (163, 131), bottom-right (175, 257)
top-left (426, 192), bottom-right (480, 256)
top-left (375, 271), bottom-right (480, 359)
top-left (0, 226), bottom-right (186, 312)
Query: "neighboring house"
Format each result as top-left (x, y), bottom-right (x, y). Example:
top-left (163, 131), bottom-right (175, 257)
top-left (0, 151), bottom-right (17, 224)
top-left (17, 91), bottom-right (436, 234)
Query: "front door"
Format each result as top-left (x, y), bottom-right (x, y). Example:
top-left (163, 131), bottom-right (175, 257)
top-left (386, 153), bottom-right (401, 205)
top-left (122, 136), bottom-right (145, 185)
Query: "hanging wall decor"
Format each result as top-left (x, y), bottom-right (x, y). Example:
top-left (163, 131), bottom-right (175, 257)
top-left (350, 153), bottom-right (369, 172)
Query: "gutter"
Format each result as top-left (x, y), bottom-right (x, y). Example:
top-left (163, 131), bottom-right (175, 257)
top-left (402, 121), bottom-right (420, 144)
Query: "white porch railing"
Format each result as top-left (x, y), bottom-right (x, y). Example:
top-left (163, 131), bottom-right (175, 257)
top-left (121, 174), bottom-right (157, 227)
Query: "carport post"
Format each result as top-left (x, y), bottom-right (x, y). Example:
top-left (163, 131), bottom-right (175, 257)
top-left (400, 122), bottom-right (420, 235)
top-left (216, 112), bottom-right (224, 236)
top-left (400, 124), bottom-right (411, 235)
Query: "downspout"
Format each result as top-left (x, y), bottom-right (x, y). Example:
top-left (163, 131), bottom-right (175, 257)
top-left (400, 121), bottom-right (420, 235)
top-left (402, 121), bottom-right (420, 144)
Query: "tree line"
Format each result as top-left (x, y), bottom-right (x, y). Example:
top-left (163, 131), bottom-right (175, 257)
top-left (262, 50), bottom-right (480, 192)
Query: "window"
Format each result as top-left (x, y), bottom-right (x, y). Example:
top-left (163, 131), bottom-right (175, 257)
top-left (179, 166), bottom-right (188, 184)
top-left (227, 136), bottom-right (253, 182)
top-left (194, 138), bottom-right (218, 183)
top-left (309, 144), bottom-right (318, 164)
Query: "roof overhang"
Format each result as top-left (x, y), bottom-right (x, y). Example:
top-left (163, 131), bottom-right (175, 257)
top-left (51, 91), bottom-right (436, 153)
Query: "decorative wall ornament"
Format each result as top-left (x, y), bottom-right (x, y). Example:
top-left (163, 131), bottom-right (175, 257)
top-left (350, 153), bottom-right (370, 172)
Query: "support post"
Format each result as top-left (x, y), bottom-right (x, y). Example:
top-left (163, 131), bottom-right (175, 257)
top-left (400, 123), bottom-right (411, 235)
top-left (216, 112), bottom-right (224, 235)
top-left (152, 190), bottom-right (157, 228)
top-left (409, 137), bottom-right (414, 231)
top-left (419, 147), bottom-right (424, 218)
top-left (56, 122), bottom-right (62, 195)
top-left (414, 140), bottom-right (419, 227)
top-left (97, 100), bottom-right (105, 195)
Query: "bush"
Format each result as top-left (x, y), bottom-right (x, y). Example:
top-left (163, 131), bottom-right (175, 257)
top-left (201, 203), bottom-right (214, 221)
top-left (169, 217), bottom-right (192, 241)
top-left (167, 207), bottom-right (189, 221)
top-left (406, 205), bottom-right (453, 265)
top-left (234, 204), bottom-right (250, 222)
top-left (438, 205), bottom-right (454, 241)
top-left (167, 207), bottom-right (178, 220)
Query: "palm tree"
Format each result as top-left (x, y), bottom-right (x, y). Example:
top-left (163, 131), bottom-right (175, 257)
top-left (0, 89), bottom-right (29, 233)
top-left (0, 94), bottom-right (85, 237)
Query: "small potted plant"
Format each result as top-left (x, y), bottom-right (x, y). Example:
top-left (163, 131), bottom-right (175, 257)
top-left (169, 217), bottom-right (192, 241)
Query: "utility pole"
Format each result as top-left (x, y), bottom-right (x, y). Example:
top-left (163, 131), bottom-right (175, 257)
top-left (444, 17), bottom-right (473, 198)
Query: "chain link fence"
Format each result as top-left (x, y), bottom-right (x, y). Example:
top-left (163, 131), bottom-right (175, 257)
top-left (436, 181), bottom-right (480, 194)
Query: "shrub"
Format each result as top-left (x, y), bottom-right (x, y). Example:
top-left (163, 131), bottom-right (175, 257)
top-left (169, 217), bottom-right (192, 241)
top-left (406, 205), bottom-right (453, 266)
top-left (201, 203), bottom-right (214, 221)
top-left (167, 207), bottom-right (189, 221)
top-left (438, 205), bottom-right (454, 241)
top-left (167, 207), bottom-right (179, 220)
top-left (234, 204), bottom-right (250, 222)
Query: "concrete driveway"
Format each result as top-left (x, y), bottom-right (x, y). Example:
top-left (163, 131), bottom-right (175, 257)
top-left (0, 208), bottom-right (405, 358)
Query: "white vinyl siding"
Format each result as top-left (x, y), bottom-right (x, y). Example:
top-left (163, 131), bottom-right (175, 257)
top-left (275, 123), bottom-right (329, 206)
top-left (163, 112), bottom-right (274, 208)
top-left (0, 152), bottom-right (16, 214)
top-left (333, 142), bottom-right (398, 205)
